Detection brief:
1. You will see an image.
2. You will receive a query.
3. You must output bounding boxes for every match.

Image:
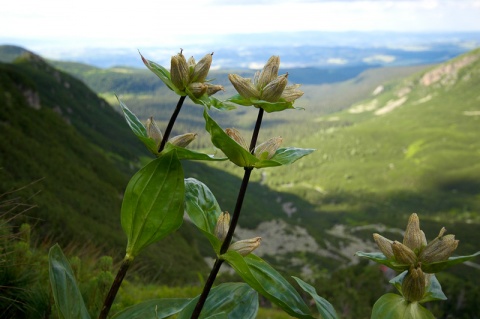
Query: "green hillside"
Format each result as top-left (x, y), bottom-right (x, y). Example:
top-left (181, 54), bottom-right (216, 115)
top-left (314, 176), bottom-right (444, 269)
top-left (0, 49), bottom-right (209, 284)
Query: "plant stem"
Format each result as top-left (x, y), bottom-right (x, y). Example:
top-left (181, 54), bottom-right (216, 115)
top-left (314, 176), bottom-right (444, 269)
top-left (158, 95), bottom-right (187, 152)
top-left (190, 108), bottom-right (265, 319)
top-left (98, 257), bottom-right (132, 319)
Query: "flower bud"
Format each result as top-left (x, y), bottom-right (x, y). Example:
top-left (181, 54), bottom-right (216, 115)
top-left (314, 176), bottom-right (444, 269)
top-left (229, 237), bottom-right (262, 256)
top-left (187, 82), bottom-right (208, 98)
top-left (419, 234), bottom-right (459, 264)
top-left (392, 241), bottom-right (417, 265)
top-left (373, 233), bottom-right (394, 259)
top-left (187, 56), bottom-right (196, 68)
top-left (403, 213), bottom-right (425, 252)
top-left (257, 55), bottom-right (280, 89)
top-left (146, 116), bottom-right (163, 147)
top-left (206, 84), bottom-right (224, 96)
top-left (228, 74), bottom-right (260, 99)
top-left (225, 128), bottom-right (249, 150)
top-left (261, 73), bottom-right (288, 102)
top-left (402, 266), bottom-right (426, 302)
top-left (171, 51), bottom-right (190, 91)
top-left (191, 52), bottom-right (213, 83)
top-left (169, 133), bottom-right (197, 148)
top-left (215, 212), bottom-right (230, 241)
top-left (254, 137), bottom-right (283, 159)
top-left (281, 84), bottom-right (304, 102)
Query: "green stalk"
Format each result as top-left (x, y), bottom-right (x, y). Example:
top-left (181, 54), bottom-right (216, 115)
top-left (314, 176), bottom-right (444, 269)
top-left (98, 95), bottom-right (187, 319)
top-left (190, 108), bottom-right (265, 319)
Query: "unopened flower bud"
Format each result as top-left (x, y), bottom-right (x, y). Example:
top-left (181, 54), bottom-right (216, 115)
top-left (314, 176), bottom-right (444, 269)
top-left (188, 82), bottom-right (208, 98)
top-left (404, 213), bottom-right (425, 252)
top-left (261, 73), bottom-right (288, 102)
top-left (229, 237), bottom-right (262, 256)
top-left (206, 84), bottom-right (224, 96)
top-left (229, 74), bottom-right (260, 99)
top-left (373, 233), bottom-right (394, 259)
top-left (191, 52), bottom-right (213, 83)
top-left (171, 51), bottom-right (190, 91)
top-left (257, 55), bottom-right (280, 89)
top-left (281, 84), bottom-right (304, 102)
top-left (402, 266), bottom-right (426, 302)
top-left (225, 128), bottom-right (249, 150)
top-left (146, 117), bottom-right (163, 147)
top-left (215, 212), bottom-right (230, 241)
top-left (169, 133), bottom-right (197, 148)
top-left (254, 137), bottom-right (283, 159)
top-left (419, 234), bottom-right (459, 264)
top-left (392, 241), bottom-right (417, 265)
top-left (187, 56), bottom-right (196, 68)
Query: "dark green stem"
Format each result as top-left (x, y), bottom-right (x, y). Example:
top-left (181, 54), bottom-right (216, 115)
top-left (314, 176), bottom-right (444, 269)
top-left (98, 258), bottom-right (132, 319)
top-left (158, 95), bottom-right (187, 152)
top-left (189, 108), bottom-right (265, 319)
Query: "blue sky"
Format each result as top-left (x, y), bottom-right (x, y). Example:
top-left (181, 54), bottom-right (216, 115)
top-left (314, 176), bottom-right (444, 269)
top-left (2, 0), bottom-right (480, 51)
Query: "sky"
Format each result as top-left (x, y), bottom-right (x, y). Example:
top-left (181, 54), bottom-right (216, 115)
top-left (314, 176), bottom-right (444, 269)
top-left (2, 0), bottom-right (480, 51)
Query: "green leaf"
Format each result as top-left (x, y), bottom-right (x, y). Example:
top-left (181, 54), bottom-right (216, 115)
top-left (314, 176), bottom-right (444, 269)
top-left (222, 251), bottom-right (313, 318)
top-left (371, 294), bottom-right (435, 319)
top-left (204, 109), bottom-right (258, 167)
top-left (140, 54), bottom-right (184, 95)
top-left (292, 276), bottom-right (338, 319)
top-left (254, 147), bottom-right (315, 168)
top-left (355, 251), bottom-right (409, 272)
top-left (117, 96), bottom-right (158, 154)
top-left (389, 271), bottom-right (447, 304)
top-left (184, 178), bottom-right (223, 252)
top-left (421, 251), bottom-right (480, 273)
top-left (209, 96), bottom-right (237, 110)
top-left (225, 95), bottom-right (296, 113)
top-left (111, 298), bottom-right (191, 319)
top-left (177, 283), bottom-right (258, 319)
top-left (48, 244), bottom-right (91, 319)
top-left (163, 143), bottom-right (227, 162)
top-left (122, 151), bottom-right (185, 257)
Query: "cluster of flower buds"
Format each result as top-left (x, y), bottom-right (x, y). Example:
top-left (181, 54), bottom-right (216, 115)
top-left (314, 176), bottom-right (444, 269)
top-left (228, 56), bottom-right (304, 103)
top-left (373, 213), bottom-right (459, 302)
top-left (146, 117), bottom-right (197, 149)
top-left (214, 212), bottom-right (261, 256)
top-left (225, 128), bottom-right (282, 159)
top-left (170, 50), bottom-right (224, 98)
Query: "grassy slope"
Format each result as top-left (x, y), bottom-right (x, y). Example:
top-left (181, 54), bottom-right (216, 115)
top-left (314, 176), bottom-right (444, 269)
top-left (0, 53), bottom-right (208, 285)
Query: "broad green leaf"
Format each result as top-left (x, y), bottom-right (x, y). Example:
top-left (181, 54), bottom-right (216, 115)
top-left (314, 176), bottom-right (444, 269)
top-left (48, 244), bottom-right (91, 319)
top-left (222, 251), bottom-right (313, 318)
top-left (389, 271), bottom-right (447, 304)
top-left (111, 298), bottom-right (191, 319)
top-left (421, 251), bottom-right (480, 273)
top-left (225, 95), bottom-right (296, 113)
top-left (204, 109), bottom-right (258, 167)
top-left (117, 96), bottom-right (158, 154)
top-left (355, 251), bottom-right (409, 272)
top-left (292, 276), bottom-right (338, 319)
top-left (184, 178), bottom-right (223, 252)
top-left (177, 282), bottom-right (258, 319)
top-left (122, 151), bottom-right (185, 257)
top-left (209, 96), bottom-right (237, 110)
top-left (254, 147), bottom-right (315, 168)
top-left (140, 54), bottom-right (184, 95)
top-left (371, 294), bottom-right (435, 319)
top-left (163, 143), bottom-right (227, 162)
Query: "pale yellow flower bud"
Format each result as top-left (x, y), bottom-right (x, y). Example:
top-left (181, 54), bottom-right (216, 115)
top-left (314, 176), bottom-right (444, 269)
top-left (191, 52), bottom-right (213, 83)
top-left (206, 84), bottom-right (224, 96)
top-left (146, 117), bottom-right (163, 147)
top-left (256, 55), bottom-right (280, 89)
top-left (402, 266), bottom-right (426, 302)
top-left (229, 237), bottom-right (262, 256)
top-left (419, 234), bottom-right (459, 264)
top-left (215, 212), bottom-right (230, 241)
top-left (187, 82), bottom-right (208, 98)
top-left (373, 233), bottom-right (394, 259)
top-left (228, 74), bottom-right (260, 99)
top-left (254, 137), bottom-right (283, 159)
top-left (261, 74), bottom-right (288, 102)
top-left (169, 133), bottom-right (197, 148)
top-left (225, 128), bottom-right (249, 150)
top-left (187, 56), bottom-right (196, 68)
top-left (392, 241), bottom-right (417, 265)
top-left (171, 51), bottom-right (190, 91)
top-left (403, 213), bottom-right (425, 252)
top-left (281, 84), bottom-right (304, 102)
